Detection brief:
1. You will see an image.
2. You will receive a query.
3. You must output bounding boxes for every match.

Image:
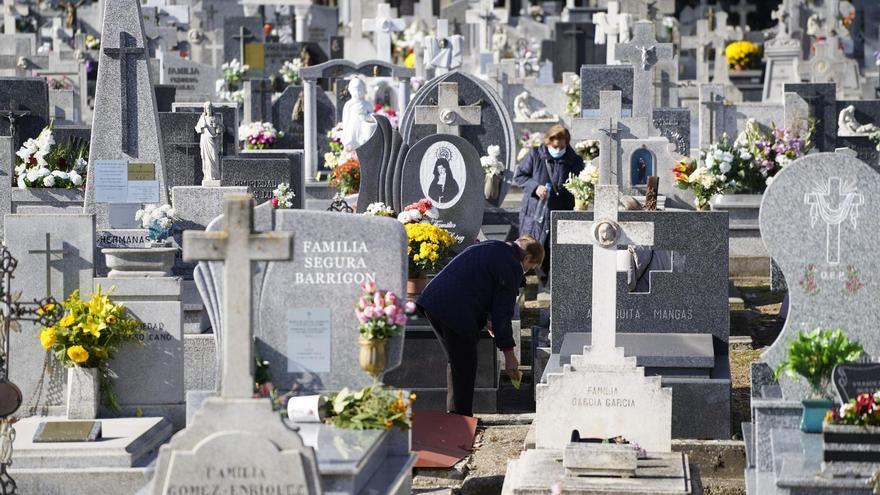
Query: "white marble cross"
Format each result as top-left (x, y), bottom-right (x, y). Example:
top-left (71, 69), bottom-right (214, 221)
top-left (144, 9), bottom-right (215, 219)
top-left (732, 0), bottom-right (756, 31)
top-left (615, 21), bottom-right (673, 120)
top-left (425, 19), bottom-right (464, 73)
top-left (414, 82), bottom-right (481, 135)
top-left (557, 91), bottom-right (655, 355)
top-left (465, 0), bottom-right (509, 53)
top-left (593, 1), bottom-right (631, 65)
top-left (183, 194), bottom-right (293, 399)
top-left (362, 3), bottom-right (406, 63)
top-left (805, 176), bottom-right (864, 266)
top-left (705, 12), bottom-right (743, 85)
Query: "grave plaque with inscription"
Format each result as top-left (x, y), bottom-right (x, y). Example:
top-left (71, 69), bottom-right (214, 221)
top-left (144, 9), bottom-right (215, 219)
top-left (287, 308), bottom-right (332, 373)
top-left (834, 363), bottom-right (880, 403)
top-left (220, 154), bottom-right (302, 206)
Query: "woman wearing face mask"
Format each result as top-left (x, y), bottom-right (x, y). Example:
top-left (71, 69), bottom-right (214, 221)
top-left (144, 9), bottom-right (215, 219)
top-left (514, 124), bottom-right (584, 287)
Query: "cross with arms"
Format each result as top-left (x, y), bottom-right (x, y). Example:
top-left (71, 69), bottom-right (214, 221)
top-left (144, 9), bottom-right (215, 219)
top-left (414, 82), bottom-right (482, 136)
top-left (183, 194), bottom-right (293, 398)
top-left (361, 3), bottom-right (406, 63)
top-left (102, 31), bottom-right (146, 155)
top-left (615, 21), bottom-right (673, 120)
top-left (805, 177), bottom-right (864, 266)
top-left (556, 91), bottom-right (655, 354)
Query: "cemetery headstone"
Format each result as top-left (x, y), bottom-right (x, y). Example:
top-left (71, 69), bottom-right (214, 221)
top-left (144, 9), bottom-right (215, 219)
top-left (220, 152), bottom-right (303, 206)
top-left (833, 363), bottom-right (880, 403)
top-left (0, 77), bottom-right (50, 147)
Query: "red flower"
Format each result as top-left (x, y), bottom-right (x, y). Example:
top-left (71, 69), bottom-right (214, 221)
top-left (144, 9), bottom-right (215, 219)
top-left (374, 103), bottom-right (382, 111)
top-left (856, 393), bottom-right (874, 414)
top-left (271, 197), bottom-right (279, 208)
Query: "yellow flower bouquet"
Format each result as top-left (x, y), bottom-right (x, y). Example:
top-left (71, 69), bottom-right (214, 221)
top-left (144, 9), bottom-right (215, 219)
top-left (725, 40), bottom-right (761, 71)
top-left (39, 286), bottom-right (142, 409)
top-left (323, 385), bottom-right (415, 431)
top-left (404, 222), bottom-right (458, 276)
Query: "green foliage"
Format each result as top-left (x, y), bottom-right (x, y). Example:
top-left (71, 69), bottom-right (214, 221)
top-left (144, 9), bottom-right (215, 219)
top-left (323, 385), bottom-right (414, 431)
top-left (775, 328), bottom-right (863, 398)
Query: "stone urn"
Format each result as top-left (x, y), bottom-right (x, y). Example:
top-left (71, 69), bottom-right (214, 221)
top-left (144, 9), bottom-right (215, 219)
top-left (67, 366), bottom-right (99, 420)
top-left (358, 337), bottom-right (388, 380)
top-left (484, 174), bottom-right (502, 201)
top-left (102, 247), bottom-right (177, 278)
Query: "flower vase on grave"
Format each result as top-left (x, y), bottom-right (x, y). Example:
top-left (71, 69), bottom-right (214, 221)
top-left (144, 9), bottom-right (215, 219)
top-left (407, 272), bottom-right (428, 297)
top-left (102, 247), bottom-right (178, 278)
top-left (358, 337), bottom-right (388, 380)
top-left (801, 398), bottom-right (834, 433)
top-left (484, 174), bottom-right (502, 202)
top-left (574, 198), bottom-right (590, 211)
top-left (66, 366), bottom-right (99, 420)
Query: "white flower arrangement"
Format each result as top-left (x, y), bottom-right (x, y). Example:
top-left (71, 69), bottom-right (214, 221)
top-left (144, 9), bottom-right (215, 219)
top-left (216, 59), bottom-right (249, 104)
top-left (517, 131), bottom-right (544, 162)
top-left (561, 74), bottom-right (581, 117)
top-left (323, 150), bottom-right (353, 170)
top-left (397, 203), bottom-right (439, 224)
top-left (563, 162), bottom-right (600, 203)
top-left (480, 145), bottom-right (505, 177)
top-left (15, 125), bottom-right (87, 189)
top-left (135, 204), bottom-right (177, 243)
top-left (574, 139), bottom-right (600, 162)
top-left (271, 183), bottom-right (296, 209)
top-left (365, 202), bottom-right (395, 217)
top-left (279, 58), bottom-right (303, 85)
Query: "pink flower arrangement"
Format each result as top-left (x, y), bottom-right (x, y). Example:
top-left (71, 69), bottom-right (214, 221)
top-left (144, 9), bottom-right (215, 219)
top-left (397, 198), bottom-right (439, 224)
top-left (356, 282), bottom-right (416, 341)
top-left (373, 104), bottom-right (399, 128)
top-left (238, 121), bottom-right (281, 150)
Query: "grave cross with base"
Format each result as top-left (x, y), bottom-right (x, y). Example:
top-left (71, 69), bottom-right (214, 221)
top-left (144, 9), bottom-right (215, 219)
top-left (414, 82), bottom-right (482, 136)
top-left (465, 0), bottom-right (509, 53)
top-left (102, 32), bottom-right (146, 155)
top-left (0, 99), bottom-right (29, 142)
top-left (361, 3), bottom-right (406, 63)
top-left (556, 91), bottom-right (655, 354)
top-left (183, 194), bottom-right (293, 398)
top-left (615, 21), bottom-right (673, 120)
top-left (593, 1), bottom-right (631, 65)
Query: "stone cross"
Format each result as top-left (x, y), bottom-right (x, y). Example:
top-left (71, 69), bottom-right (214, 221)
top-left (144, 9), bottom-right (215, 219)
top-left (705, 12), bottom-right (742, 84)
top-left (103, 31), bottom-right (146, 154)
top-left (232, 25), bottom-right (256, 64)
top-left (183, 194), bottom-right (293, 399)
top-left (593, 1), bottom-right (631, 64)
top-left (465, 0), bottom-right (508, 53)
top-left (3, 0), bottom-right (15, 34)
top-left (414, 82), bottom-right (481, 135)
top-left (361, 3), bottom-right (406, 63)
top-left (732, 0), bottom-right (756, 31)
top-left (28, 233), bottom-right (66, 299)
top-left (202, 3), bottom-right (219, 30)
top-left (557, 91), bottom-right (655, 354)
top-left (805, 176), bottom-right (864, 266)
top-left (701, 89), bottom-right (725, 145)
top-left (615, 21), bottom-right (673, 120)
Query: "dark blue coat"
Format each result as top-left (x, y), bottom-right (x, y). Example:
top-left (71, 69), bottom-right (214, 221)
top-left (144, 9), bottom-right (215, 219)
top-left (417, 240), bottom-right (522, 350)
top-left (514, 145), bottom-right (584, 244)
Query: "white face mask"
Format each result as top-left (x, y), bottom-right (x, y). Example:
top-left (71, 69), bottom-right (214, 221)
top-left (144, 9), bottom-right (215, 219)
top-left (548, 146), bottom-right (565, 158)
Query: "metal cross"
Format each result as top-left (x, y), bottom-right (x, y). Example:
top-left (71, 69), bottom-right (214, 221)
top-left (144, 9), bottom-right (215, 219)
top-left (414, 82), bottom-right (482, 136)
top-left (0, 99), bottom-right (29, 143)
top-left (102, 31), bottom-right (146, 155)
top-left (183, 194), bottom-right (292, 399)
top-left (28, 234), bottom-right (66, 300)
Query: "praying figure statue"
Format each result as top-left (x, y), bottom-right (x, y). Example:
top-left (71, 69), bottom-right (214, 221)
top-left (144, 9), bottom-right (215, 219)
top-left (340, 78), bottom-right (377, 151)
top-left (195, 101), bottom-right (222, 185)
top-left (513, 91), bottom-right (557, 122)
top-left (837, 105), bottom-right (879, 137)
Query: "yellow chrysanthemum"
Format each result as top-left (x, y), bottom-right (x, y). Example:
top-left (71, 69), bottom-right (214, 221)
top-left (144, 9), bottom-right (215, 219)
top-left (39, 328), bottom-right (56, 349)
top-left (59, 314), bottom-right (75, 328)
top-left (67, 345), bottom-right (89, 364)
top-left (404, 52), bottom-right (415, 69)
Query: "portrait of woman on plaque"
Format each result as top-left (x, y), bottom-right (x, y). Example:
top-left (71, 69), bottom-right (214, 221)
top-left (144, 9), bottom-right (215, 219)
top-left (420, 143), bottom-right (466, 209)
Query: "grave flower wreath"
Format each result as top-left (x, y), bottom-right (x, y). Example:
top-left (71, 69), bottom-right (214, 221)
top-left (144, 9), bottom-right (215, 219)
top-left (38, 286), bottom-right (142, 410)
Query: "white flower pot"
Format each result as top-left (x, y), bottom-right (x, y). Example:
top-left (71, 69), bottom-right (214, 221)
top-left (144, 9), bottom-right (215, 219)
top-left (102, 247), bottom-right (177, 278)
top-left (67, 366), bottom-right (99, 420)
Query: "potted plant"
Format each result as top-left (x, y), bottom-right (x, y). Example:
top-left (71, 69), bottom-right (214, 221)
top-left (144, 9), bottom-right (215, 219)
top-left (328, 155), bottom-right (360, 196)
top-left (564, 162), bottom-right (600, 211)
top-left (397, 199), bottom-right (457, 296)
top-left (355, 282), bottom-right (415, 379)
top-left (38, 287), bottom-right (141, 419)
top-left (823, 391), bottom-right (880, 462)
top-left (481, 145), bottom-right (504, 202)
top-left (775, 328), bottom-right (863, 433)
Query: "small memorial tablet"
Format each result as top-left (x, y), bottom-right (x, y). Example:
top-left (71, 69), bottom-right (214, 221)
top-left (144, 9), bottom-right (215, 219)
top-left (127, 162), bottom-right (156, 180)
top-left (834, 363), bottom-right (880, 403)
top-left (286, 308), bottom-right (331, 373)
top-left (33, 421), bottom-right (102, 443)
top-left (94, 160), bottom-right (129, 203)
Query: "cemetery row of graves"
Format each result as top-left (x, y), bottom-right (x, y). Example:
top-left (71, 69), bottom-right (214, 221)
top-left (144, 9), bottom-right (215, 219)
top-left (0, 0), bottom-right (880, 493)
